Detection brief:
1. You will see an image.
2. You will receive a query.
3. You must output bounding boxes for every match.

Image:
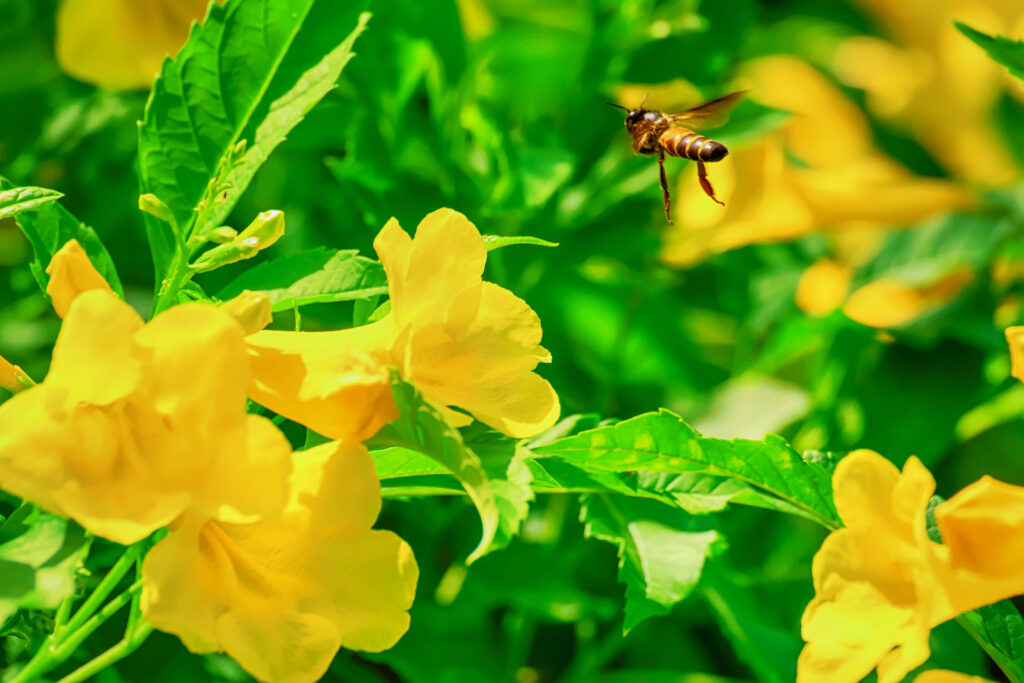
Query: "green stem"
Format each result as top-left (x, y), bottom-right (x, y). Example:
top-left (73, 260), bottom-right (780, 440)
top-left (55, 621), bottom-right (154, 683)
top-left (52, 581), bottom-right (142, 661)
top-left (9, 547), bottom-right (141, 683)
top-left (63, 545), bottom-right (140, 636)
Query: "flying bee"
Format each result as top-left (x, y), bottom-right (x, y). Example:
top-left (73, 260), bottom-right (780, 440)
top-left (608, 90), bottom-right (746, 224)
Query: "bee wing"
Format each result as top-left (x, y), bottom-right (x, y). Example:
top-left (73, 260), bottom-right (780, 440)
top-left (668, 90), bottom-right (747, 129)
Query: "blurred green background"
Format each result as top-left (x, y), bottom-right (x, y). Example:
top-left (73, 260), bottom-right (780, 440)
top-left (2, 0), bottom-right (1024, 680)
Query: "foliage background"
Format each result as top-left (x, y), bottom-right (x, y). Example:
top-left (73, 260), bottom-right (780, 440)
top-left (1, 0), bottom-right (1024, 680)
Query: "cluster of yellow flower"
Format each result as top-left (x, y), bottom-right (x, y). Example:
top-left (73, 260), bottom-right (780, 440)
top-left (0, 209), bottom-right (559, 682)
top-left (798, 321), bottom-right (1024, 683)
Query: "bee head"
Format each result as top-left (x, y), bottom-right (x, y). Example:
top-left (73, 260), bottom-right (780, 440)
top-left (626, 109), bottom-right (649, 126)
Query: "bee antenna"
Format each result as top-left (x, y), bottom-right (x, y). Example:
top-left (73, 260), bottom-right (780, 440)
top-left (605, 102), bottom-right (629, 110)
top-left (639, 92), bottom-right (649, 108)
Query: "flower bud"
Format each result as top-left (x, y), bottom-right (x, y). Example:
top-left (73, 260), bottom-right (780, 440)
top-left (190, 211), bottom-right (285, 273)
top-left (0, 354), bottom-right (33, 394)
top-left (139, 193), bottom-right (176, 227)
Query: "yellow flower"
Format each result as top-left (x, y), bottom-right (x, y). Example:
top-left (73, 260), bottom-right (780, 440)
top-left (842, 0), bottom-right (1024, 185)
top-left (795, 259), bottom-right (853, 317)
top-left (45, 239), bottom-right (113, 318)
top-left (799, 450), bottom-right (1024, 683)
top-left (56, 0), bottom-right (217, 89)
top-left (0, 290), bottom-right (292, 544)
top-left (842, 272), bottom-right (973, 328)
top-left (915, 673), bottom-right (996, 683)
top-left (1006, 326), bottom-right (1024, 382)
top-left (248, 209), bottom-right (560, 438)
top-left (660, 56), bottom-right (970, 267)
top-left (141, 439), bottom-right (418, 683)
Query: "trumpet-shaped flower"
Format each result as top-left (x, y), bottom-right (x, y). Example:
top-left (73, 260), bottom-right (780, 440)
top-left (0, 290), bottom-right (292, 544)
top-left (660, 56), bottom-right (970, 267)
top-left (796, 259), bottom-right (974, 329)
top-left (799, 450), bottom-right (1024, 683)
top-left (141, 439), bottom-right (418, 683)
top-left (247, 209), bottom-right (560, 438)
top-left (56, 0), bottom-right (217, 89)
top-left (842, 0), bottom-right (1024, 185)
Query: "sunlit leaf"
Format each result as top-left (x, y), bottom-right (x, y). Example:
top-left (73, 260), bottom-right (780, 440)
top-left (0, 177), bottom-right (122, 297)
top-left (218, 247), bottom-right (387, 311)
top-left (581, 494), bottom-right (720, 633)
top-left (138, 0), bottom-right (370, 280)
top-left (0, 504), bottom-right (91, 623)
top-left (956, 22), bottom-right (1024, 81)
top-left (0, 186), bottom-right (62, 220)
top-left (372, 378), bottom-right (499, 563)
top-left (534, 410), bottom-right (839, 529)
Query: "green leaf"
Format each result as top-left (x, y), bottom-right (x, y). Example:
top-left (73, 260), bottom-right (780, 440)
top-left (218, 247), bottom-right (387, 311)
top-left (138, 0), bottom-right (371, 280)
top-left (581, 494), bottom-right (719, 633)
top-left (700, 564), bottom-right (801, 683)
top-left (464, 428), bottom-right (535, 553)
top-left (0, 186), bottom-right (63, 220)
top-left (0, 504), bottom-right (91, 623)
top-left (0, 177), bottom-right (123, 297)
top-left (481, 235), bottom-right (559, 252)
top-left (956, 22), bottom-right (1024, 81)
top-left (534, 409), bottom-right (839, 529)
top-left (958, 602), bottom-right (1024, 683)
top-left (372, 378), bottom-right (499, 563)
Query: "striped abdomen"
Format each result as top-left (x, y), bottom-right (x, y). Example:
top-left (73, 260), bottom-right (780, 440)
top-left (658, 127), bottom-right (729, 162)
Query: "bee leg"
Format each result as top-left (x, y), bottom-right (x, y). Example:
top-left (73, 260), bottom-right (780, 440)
top-left (696, 161), bottom-right (725, 206)
top-left (658, 152), bottom-right (673, 224)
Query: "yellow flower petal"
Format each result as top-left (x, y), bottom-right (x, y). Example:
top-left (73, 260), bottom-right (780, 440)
top-left (45, 239), bottom-right (114, 319)
top-left (844, 272), bottom-right (972, 328)
top-left (246, 330), bottom-right (398, 442)
top-left (46, 290), bottom-right (144, 407)
top-left (796, 259), bottom-right (852, 317)
top-left (141, 441), bottom-right (418, 683)
top-left (914, 671), bottom-right (996, 683)
top-left (800, 450), bottom-right (1024, 683)
top-left (220, 291), bottom-right (273, 334)
top-left (937, 476), bottom-right (1024, 579)
top-left (56, 0), bottom-right (215, 90)
top-left (374, 209), bottom-right (559, 437)
top-left (1007, 326), bottom-right (1024, 382)
top-left (0, 292), bottom-right (292, 544)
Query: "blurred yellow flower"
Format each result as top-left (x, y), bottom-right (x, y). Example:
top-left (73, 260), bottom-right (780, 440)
top-left (799, 450), bottom-right (1024, 683)
top-left (915, 672), bottom-right (995, 683)
top-left (45, 239), bottom-right (113, 318)
top-left (661, 56), bottom-right (970, 267)
top-left (795, 259), bottom-right (852, 317)
top-left (841, 0), bottom-right (1024, 185)
top-left (1006, 326), bottom-right (1024, 381)
top-left (0, 353), bottom-right (32, 394)
top-left (56, 0), bottom-right (216, 89)
top-left (0, 289), bottom-right (292, 545)
top-left (841, 271), bottom-right (973, 329)
top-left (141, 439), bottom-right (418, 683)
top-left (248, 209), bottom-right (560, 438)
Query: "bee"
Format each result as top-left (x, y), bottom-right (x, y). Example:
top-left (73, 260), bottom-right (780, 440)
top-left (609, 91), bottom-right (746, 224)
